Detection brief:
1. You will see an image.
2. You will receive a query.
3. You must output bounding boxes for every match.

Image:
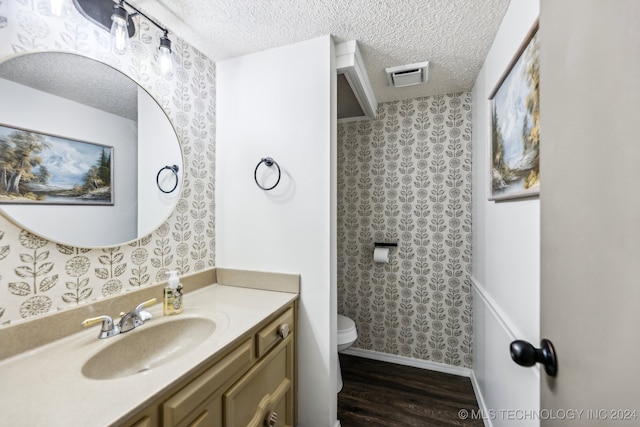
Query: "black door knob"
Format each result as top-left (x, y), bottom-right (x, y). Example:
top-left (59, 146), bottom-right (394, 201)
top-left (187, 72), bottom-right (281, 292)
top-left (510, 338), bottom-right (558, 377)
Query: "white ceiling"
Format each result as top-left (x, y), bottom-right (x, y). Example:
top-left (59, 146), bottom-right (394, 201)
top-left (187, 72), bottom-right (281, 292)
top-left (0, 52), bottom-right (138, 120)
top-left (135, 0), bottom-right (511, 103)
top-left (0, 1), bottom-right (511, 118)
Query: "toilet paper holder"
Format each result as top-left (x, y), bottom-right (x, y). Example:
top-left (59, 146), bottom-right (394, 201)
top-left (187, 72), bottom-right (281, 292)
top-left (373, 242), bottom-right (396, 264)
top-left (373, 242), bottom-right (398, 248)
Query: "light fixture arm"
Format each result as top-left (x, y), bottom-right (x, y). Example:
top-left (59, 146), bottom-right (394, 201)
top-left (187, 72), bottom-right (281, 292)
top-left (114, 0), bottom-right (173, 77)
top-left (118, 0), bottom-right (169, 38)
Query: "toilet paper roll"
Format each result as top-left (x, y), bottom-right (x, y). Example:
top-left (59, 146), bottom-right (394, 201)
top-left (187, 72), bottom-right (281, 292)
top-left (373, 247), bottom-right (390, 263)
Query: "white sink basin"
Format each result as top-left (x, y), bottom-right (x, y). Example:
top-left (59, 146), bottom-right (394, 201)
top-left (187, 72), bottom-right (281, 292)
top-left (82, 317), bottom-right (216, 380)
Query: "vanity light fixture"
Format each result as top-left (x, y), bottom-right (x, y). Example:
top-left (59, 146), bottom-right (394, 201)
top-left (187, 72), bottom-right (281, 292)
top-left (110, 1), bottom-right (129, 55)
top-left (157, 31), bottom-right (174, 78)
top-left (71, 0), bottom-right (173, 78)
top-left (109, 0), bottom-right (174, 77)
top-left (50, 0), bottom-right (64, 16)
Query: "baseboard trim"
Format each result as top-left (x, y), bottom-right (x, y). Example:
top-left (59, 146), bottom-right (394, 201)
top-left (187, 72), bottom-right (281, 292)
top-left (470, 369), bottom-right (493, 427)
top-left (341, 347), bottom-right (471, 378)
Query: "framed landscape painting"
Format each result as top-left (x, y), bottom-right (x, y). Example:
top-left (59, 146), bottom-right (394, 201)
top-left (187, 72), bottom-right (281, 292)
top-left (488, 21), bottom-right (540, 201)
top-left (0, 124), bottom-right (113, 205)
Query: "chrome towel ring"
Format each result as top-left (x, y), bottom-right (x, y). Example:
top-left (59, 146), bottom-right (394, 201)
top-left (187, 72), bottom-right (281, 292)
top-left (156, 165), bottom-right (179, 193)
top-left (254, 157), bottom-right (281, 191)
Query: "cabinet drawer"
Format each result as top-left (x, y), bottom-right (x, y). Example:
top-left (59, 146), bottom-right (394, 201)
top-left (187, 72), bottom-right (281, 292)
top-left (163, 338), bottom-right (254, 427)
top-left (127, 416), bottom-right (152, 427)
top-left (256, 307), bottom-right (294, 359)
top-left (224, 337), bottom-right (294, 427)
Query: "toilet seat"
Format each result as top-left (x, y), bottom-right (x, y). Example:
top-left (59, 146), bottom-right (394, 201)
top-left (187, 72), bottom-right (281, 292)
top-left (337, 314), bottom-right (357, 346)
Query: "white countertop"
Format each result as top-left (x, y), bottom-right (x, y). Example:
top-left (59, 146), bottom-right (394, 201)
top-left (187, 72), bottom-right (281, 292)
top-left (0, 284), bottom-right (297, 426)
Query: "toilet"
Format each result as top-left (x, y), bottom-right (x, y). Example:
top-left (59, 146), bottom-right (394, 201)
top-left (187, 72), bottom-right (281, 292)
top-left (337, 314), bottom-right (358, 393)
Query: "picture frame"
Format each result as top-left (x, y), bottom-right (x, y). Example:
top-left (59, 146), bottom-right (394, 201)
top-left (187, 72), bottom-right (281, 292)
top-left (488, 21), bottom-right (540, 201)
top-left (0, 123), bottom-right (113, 205)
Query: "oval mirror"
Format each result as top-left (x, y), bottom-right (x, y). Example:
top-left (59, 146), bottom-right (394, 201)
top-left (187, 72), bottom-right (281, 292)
top-left (0, 52), bottom-right (182, 248)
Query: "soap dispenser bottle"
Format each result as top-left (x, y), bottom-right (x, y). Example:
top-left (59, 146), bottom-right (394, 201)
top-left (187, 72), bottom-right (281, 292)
top-left (164, 270), bottom-right (183, 315)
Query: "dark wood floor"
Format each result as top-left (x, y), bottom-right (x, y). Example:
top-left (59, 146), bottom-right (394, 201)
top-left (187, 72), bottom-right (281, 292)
top-left (338, 354), bottom-right (483, 427)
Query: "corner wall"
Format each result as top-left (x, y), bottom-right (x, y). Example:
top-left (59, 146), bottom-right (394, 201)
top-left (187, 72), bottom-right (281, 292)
top-left (216, 36), bottom-right (337, 427)
top-left (471, 0), bottom-right (540, 425)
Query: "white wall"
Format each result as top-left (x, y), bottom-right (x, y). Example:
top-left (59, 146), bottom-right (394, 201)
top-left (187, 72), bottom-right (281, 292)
top-left (471, 1), bottom-right (540, 425)
top-left (216, 36), bottom-right (337, 426)
top-left (0, 77), bottom-right (137, 247)
top-left (137, 86), bottom-right (182, 236)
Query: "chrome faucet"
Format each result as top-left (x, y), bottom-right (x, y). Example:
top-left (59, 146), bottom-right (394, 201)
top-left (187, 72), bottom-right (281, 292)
top-left (81, 298), bottom-right (156, 339)
top-left (81, 315), bottom-right (120, 339)
top-left (118, 298), bottom-right (156, 333)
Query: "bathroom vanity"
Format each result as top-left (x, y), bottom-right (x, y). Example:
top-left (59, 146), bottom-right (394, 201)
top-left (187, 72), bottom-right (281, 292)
top-left (125, 303), bottom-right (295, 427)
top-left (0, 268), bottom-right (298, 427)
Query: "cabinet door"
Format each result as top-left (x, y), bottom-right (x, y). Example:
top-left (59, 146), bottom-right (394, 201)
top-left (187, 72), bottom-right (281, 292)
top-left (179, 395), bottom-right (219, 427)
top-left (124, 415), bottom-right (153, 427)
top-left (163, 339), bottom-right (254, 427)
top-left (224, 335), bottom-right (294, 427)
top-left (121, 406), bottom-right (158, 427)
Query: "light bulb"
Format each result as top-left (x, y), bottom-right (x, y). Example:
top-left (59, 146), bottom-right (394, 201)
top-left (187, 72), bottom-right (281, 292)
top-left (111, 4), bottom-right (129, 55)
top-left (50, 0), bottom-right (63, 16)
top-left (158, 34), bottom-right (173, 79)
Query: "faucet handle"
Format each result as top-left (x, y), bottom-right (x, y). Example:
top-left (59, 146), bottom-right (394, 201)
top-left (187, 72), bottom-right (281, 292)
top-left (81, 315), bottom-right (110, 328)
top-left (81, 315), bottom-right (120, 339)
top-left (135, 298), bottom-right (157, 311)
top-left (119, 298), bottom-right (158, 333)
top-left (119, 298), bottom-right (157, 319)
top-left (136, 298), bottom-right (156, 322)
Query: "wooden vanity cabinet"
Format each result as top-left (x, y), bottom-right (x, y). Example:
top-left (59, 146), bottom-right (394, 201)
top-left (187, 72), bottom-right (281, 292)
top-left (125, 415), bottom-right (154, 427)
top-left (120, 303), bottom-right (295, 427)
top-left (224, 308), bottom-right (295, 427)
top-left (162, 338), bottom-right (255, 427)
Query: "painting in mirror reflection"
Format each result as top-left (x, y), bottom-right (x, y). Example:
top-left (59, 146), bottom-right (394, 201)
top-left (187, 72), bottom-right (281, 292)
top-left (0, 123), bottom-right (113, 205)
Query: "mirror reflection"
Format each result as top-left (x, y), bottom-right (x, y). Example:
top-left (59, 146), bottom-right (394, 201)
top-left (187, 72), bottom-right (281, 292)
top-left (0, 52), bottom-right (182, 247)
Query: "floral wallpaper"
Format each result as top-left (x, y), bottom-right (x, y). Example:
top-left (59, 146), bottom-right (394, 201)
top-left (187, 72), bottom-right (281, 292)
top-left (337, 94), bottom-right (473, 368)
top-left (0, 2), bottom-right (472, 373)
top-left (0, 0), bottom-right (215, 324)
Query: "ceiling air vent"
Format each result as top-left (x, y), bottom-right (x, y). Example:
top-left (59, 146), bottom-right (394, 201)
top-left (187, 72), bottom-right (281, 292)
top-left (385, 61), bottom-right (429, 88)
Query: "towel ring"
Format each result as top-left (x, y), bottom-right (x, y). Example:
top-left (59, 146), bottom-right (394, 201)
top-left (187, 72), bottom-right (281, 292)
top-left (254, 157), bottom-right (281, 191)
top-left (156, 165), bottom-right (179, 194)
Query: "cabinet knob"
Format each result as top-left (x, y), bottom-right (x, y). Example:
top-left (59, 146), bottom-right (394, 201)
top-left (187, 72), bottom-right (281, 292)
top-left (278, 323), bottom-right (290, 339)
top-left (264, 411), bottom-right (278, 427)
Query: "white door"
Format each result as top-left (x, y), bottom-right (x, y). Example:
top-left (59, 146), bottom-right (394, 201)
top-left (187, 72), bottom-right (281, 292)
top-left (535, 0), bottom-right (640, 425)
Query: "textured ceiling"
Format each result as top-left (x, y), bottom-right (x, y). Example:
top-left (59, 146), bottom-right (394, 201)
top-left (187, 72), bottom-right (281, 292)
top-left (135, 0), bottom-right (511, 102)
top-left (0, 53), bottom-right (138, 120)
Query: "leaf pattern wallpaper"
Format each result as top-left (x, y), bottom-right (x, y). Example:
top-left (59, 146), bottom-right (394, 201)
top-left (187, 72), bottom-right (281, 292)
top-left (0, 2), bottom-right (472, 372)
top-left (337, 94), bottom-right (473, 367)
top-left (0, 0), bottom-right (215, 325)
